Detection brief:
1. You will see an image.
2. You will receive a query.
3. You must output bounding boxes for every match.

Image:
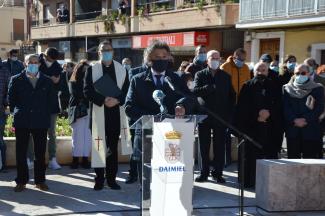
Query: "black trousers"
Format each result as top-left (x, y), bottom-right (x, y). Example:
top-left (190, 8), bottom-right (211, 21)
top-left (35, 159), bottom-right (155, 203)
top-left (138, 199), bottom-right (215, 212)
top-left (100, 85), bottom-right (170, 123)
top-left (128, 128), bottom-right (138, 177)
top-left (94, 131), bottom-right (120, 184)
top-left (287, 136), bottom-right (320, 159)
top-left (198, 123), bottom-right (226, 177)
top-left (15, 128), bottom-right (47, 184)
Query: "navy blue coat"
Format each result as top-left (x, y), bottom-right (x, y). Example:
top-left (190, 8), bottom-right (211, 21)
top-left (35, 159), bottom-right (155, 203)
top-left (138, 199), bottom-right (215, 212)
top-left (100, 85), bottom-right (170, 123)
top-left (125, 68), bottom-right (195, 122)
top-left (2, 58), bottom-right (24, 77)
top-left (8, 71), bottom-right (55, 129)
top-left (283, 85), bottom-right (324, 140)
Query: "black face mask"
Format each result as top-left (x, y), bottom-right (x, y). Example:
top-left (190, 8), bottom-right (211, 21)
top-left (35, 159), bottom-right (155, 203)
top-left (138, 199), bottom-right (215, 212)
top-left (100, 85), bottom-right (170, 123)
top-left (151, 59), bottom-right (169, 73)
top-left (256, 74), bottom-right (267, 81)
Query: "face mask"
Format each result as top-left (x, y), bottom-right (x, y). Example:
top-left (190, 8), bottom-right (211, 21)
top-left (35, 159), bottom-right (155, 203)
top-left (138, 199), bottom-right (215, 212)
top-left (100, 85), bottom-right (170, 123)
top-left (319, 73), bottom-right (325, 78)
top-left (151, 59), bottom-right (169, 73)
top-left (197, 53), bottom-right (207, 63)
top-left (308, 66), bottom-right (315, 75)
top-left (11, 57), bottom-right (18, 61)
top-left (27, 64), bottom-right (39, 74)
top-left (176, 71), bottom-right (183, 77)
top-left (101, 51), bottom-right (113, 62)
top-left (287, 62), bottom-right (296, 72)
top-left (234, 59), bottom-right (244, 68)
top-left (210, 60), bottom-right (220, 70)
top-left (187, 81), bottom-right (195, 90)
top-left (123, 64), bottom-right (131, 71)
top-left (295, 75), bottom-right (309, 84)
top-left (270, 66), bottom-right (279, 73)
top-left (45, 60), bottom-right (53, 67)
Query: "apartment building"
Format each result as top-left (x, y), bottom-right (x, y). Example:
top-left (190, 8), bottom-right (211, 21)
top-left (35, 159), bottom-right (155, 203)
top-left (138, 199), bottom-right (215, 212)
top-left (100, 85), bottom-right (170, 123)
top-left (237, 0), bottom-right (325, 65)
top-left (0, 0), bottom-right (29, 60)
top-left (31, 0), bottom-right (242, 67)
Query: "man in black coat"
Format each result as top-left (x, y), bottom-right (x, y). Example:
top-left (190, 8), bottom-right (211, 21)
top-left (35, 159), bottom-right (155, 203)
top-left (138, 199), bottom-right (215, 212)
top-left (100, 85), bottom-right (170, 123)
top-left (193, 50), bottom-right (236, 183)
top-left (234, 62), bottom-right (283, 187)
top-left (38, 47), bottom-right (63, 170)
top-left (125, 41), bottom-right (195, 188)
top-left (8, 54), bottom-right (55, 192)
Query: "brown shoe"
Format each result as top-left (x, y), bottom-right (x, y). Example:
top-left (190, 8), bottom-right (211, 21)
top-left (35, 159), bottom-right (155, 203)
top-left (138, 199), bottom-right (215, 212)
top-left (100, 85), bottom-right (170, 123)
top-left (35, 183), bottom-right (49, 191)
top-left (14, 184), bottom-right (26, 192)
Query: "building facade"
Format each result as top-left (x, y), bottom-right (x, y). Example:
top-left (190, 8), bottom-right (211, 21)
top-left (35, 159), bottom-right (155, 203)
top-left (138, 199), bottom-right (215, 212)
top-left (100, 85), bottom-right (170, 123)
top-left (237, 0), bottom-right (325, 65)
top-left (0, 0), bottom-right (28, 60)
top-left (31, 0), bottom-right (242, 68)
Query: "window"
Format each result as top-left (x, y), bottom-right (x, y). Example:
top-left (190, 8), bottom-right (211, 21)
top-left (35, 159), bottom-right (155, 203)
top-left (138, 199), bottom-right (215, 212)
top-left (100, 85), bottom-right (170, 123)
top-left (43, 4), bottom-right (50, 23)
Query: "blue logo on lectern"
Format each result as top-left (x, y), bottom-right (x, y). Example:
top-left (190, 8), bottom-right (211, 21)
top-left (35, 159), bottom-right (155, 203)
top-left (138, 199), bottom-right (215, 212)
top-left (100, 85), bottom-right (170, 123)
top-left (158, 166), bottom-right (185, 172)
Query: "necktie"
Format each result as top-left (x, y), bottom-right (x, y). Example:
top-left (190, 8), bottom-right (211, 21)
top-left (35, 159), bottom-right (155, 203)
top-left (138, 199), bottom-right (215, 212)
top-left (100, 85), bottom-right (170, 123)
top-left (155, 75), bottom-right (163, 89)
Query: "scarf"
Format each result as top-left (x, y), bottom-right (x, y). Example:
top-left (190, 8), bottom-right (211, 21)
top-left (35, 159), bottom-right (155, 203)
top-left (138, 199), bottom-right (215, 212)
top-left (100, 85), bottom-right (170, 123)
top-left (283, 76), bottom-right (321, 99)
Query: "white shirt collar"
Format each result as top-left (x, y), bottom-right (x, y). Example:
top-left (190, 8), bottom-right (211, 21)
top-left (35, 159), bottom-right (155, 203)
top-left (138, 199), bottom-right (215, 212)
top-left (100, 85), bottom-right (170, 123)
top-left (151, 68), bottom-right (166, 76)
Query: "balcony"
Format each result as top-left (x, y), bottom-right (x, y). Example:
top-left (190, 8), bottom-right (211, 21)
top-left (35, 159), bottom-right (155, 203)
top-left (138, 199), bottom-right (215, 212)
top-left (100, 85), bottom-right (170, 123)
top-left (31, 11), bottom-right (130, 40)
top-left (237, 0), bottom-right (325, 28)
top-left (132, 2), bottom-right (239, 32)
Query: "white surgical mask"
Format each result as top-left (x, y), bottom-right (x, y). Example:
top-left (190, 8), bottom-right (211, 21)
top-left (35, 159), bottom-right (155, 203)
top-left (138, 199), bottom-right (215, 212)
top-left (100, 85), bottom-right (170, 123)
top-left (319, 73), bottom-right (325, 78)
top-left (175, 71), bottom-right (183, 77)
top-left (210, 60), bottom-right (220, 70)
top-left (187, 81), bottom-right (195, 90)
top-left (11, 57), bottom-right (18, 61)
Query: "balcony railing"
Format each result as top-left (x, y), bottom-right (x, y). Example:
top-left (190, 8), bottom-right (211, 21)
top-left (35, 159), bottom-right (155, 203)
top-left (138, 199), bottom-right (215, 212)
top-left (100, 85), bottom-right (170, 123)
top-left (239, 0), bottom-right (325, 23)
top-left (1, 0), bottom-right (25, 7)
top-left (74, 11), bottom-right (102, 22)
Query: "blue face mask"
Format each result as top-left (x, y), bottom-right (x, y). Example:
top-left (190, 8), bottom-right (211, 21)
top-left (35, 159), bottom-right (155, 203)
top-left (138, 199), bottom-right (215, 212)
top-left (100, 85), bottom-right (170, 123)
top-left (287, 62), bottom-right (296, 72)
top-left (309, 66), bottom-right (315, 75)
top-left (234, 59), bottom-right (244, 68)
top-left (27, 64), bottom-right (39, 74)
top-left (101, 51), bottom-right (113, 62)
top-left (270, 66), bottom-right (279, 73)
top-left (295, 75), bottom-right (309, 84)
top-left (197, 53), bottom-right (207, 63)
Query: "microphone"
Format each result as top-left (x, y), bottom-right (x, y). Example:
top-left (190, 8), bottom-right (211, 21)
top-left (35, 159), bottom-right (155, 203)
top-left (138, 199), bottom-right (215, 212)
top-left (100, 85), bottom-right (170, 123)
top-left (164, 76), bottom-right (175, 91)
top-left (152, 90), bottom-right (167, 114)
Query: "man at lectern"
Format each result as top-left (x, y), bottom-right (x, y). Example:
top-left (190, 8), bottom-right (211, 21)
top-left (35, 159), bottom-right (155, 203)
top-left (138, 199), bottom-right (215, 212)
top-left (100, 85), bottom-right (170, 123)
top-left (124, 40), bottom-right (196, 182)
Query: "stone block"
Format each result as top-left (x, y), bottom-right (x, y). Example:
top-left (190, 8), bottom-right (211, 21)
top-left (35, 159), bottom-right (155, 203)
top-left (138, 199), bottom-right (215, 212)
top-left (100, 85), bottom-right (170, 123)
top-left (256, 159), bottom-right (325, 212)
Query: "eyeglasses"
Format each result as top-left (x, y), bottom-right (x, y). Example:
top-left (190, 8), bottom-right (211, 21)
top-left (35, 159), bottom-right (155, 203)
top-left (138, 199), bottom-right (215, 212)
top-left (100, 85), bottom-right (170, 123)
top-left (295, 71), bottom-right (308, 76)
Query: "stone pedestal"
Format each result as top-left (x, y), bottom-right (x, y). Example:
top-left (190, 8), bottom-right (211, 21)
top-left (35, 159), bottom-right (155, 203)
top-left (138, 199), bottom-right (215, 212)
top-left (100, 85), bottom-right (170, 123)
top-left (256, 159), bottom-right (325, 212)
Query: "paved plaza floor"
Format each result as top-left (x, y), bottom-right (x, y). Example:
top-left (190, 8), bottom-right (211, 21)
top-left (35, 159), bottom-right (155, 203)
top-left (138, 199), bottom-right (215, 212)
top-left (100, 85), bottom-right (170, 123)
top-left (0, 164), bottom-right (324, 216)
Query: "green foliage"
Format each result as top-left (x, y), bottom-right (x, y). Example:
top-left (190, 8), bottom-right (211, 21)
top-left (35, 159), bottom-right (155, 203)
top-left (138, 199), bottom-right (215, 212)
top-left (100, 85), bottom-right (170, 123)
top-left (4, 115), bottom-right (72, 137)
top-left (137, 6), bottom-right (145, 17)
top-left (56, 116), bottom-right (72, 137)
top-left (196, 0), bottom-right (207, 11)
top-left (4, 115), bottom-right (15, 137)
top-left (96, 10), bottom-right (129, 33)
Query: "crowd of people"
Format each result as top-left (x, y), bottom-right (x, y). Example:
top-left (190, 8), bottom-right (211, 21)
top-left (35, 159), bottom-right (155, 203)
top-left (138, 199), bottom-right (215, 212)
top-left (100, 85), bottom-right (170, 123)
top-left (0, 39), bottom-right (325, 192)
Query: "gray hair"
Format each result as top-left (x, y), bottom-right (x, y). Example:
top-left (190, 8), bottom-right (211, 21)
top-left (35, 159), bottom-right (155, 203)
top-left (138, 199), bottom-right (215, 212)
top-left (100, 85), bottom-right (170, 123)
top-left (207, 50), bottom-right (220, 59)
top-left (143, 40), bottom-right (171, 65)
top-left (24, 54), bottom-right (39, 63)
top-left (253, 62), bottom-right (267, 76)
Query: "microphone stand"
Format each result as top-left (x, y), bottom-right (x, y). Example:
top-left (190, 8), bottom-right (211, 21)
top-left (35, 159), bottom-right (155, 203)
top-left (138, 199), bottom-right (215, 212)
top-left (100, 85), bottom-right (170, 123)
top-left (165, 76), bottom-right (262, 216)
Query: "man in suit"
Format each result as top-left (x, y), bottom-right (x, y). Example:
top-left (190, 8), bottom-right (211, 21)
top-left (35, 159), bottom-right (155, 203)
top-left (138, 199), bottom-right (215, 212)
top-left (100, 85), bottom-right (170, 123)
top-left (8, 54), bottom-right (55, 192)
top-left (193, 50), bottom-right (236, 183)
top-left (125, 40), bottom-right (195, 186)
top-left (84, 41), bottom-right (129, 191)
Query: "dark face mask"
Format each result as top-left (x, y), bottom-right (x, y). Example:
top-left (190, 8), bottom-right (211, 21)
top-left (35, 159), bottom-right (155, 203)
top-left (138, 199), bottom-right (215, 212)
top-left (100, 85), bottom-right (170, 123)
top-left (151, 59), bottom-right (169, 73)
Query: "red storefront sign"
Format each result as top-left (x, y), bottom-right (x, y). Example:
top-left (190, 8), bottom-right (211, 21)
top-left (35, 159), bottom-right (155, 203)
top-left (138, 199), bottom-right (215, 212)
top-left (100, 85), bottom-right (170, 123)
top-left (132, 32), bottom-right (209, 48)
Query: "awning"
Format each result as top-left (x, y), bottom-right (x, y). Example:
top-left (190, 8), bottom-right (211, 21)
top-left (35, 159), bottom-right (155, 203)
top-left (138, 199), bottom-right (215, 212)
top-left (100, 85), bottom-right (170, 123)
top-left (132, 31), bottom-right (209, 49)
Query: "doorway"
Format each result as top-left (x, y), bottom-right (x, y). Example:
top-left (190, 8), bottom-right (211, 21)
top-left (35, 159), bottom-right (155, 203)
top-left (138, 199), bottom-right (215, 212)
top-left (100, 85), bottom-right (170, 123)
top-left (259, 38), bottom-right (280, 61)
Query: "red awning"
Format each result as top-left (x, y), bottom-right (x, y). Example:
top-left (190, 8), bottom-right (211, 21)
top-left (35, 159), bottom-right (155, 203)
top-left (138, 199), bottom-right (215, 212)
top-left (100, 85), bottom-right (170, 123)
top-left (132, 31), bottom-right (209, 49)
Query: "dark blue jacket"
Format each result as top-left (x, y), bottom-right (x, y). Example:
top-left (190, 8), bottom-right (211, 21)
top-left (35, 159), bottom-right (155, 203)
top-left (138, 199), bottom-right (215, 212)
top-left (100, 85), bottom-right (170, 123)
top-left (128, 64), bottom-right (148, 82)
top-left (8, 71), bottom-right (55, 129)
top-left (283, 85), bottom-right (324, 140)
top-left (125, 68), bottom-right (195, 122)
top-left (2, 58), bottom-right (24, 77)
top-left (39, 54), bottom-right (62, 114)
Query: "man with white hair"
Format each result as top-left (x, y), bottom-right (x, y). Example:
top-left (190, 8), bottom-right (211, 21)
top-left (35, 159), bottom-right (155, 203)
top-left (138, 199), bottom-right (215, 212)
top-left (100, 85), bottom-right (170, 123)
top-left (193, 50), bottom-right (236, 183)
top-left (8, 54), bottom-right (55, 192)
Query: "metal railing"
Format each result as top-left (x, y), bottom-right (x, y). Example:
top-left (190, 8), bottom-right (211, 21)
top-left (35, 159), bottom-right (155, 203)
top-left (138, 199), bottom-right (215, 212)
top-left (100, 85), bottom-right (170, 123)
top-left (31, 17), bottom-right (69, 27)
top-left (1, 0), bottom-right (25, 7)
top-left (74, 10), bottom-right (102, 21)
top-left (240, 0), bottom-right (325, 23)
